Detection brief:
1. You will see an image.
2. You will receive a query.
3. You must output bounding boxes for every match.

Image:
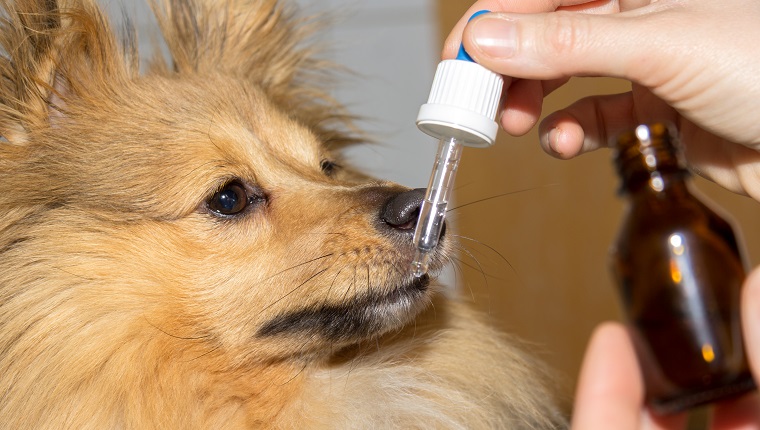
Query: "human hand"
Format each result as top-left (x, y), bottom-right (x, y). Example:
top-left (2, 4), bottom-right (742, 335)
top-left (571, 266), bottom-right (760, 429)
top-left (443, 0), bottom-right (760, 201)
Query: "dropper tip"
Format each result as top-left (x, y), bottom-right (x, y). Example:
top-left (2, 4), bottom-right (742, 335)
top-left (411, 249), bottom-right (432, 278)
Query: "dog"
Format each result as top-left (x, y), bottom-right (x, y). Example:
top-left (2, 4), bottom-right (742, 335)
top-left (0, 0), bottom-right (567, 428)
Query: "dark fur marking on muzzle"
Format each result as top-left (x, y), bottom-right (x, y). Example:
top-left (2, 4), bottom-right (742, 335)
top-left (257, 275), bottom-right (430, 342)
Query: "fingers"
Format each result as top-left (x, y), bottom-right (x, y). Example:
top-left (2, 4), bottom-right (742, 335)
top-left (442, 0), bottom-right (642, 59)
top-left (557, 0), bottom-right (650, 13)
top-left (558, 0), bottom-right (619, 13)
top-left (461, 6), bottom-right (669, 84)
top-left (678, 127), bottom-right (760, 201)
top-left (618, 0), bottom-right (653, 12)
top-left (500, 79), bottom-right (543, 136)
top-left (710, 391), bottom-right (760, 429)
top-left (712, 267), bottom-right (760, 429)
top-left (442, 1), bottom-right (665, 142)
top-left (538, 92), bottom-right (636, 159)
top-left (571, 322), bottom-right (688, 430)
top-left (500, 78), bottom-right (569, 136)
top-left (708, 267), bottom-right (760, 428)
top-left (741, 266), bottom-right (760, 385)
top-left (571, 322), bottom-right (644, 430)
top-left (442, 0), bottom-right (589, 60)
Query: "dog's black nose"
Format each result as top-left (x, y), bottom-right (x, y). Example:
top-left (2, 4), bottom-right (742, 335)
top-left (380, 188), bottom-right (426, 232)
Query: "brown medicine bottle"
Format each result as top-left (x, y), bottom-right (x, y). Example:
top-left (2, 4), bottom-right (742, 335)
top-left (610, 123), bottom-right (756, 414)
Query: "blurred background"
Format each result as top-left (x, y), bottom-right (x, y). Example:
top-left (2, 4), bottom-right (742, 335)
top-left (105, 0), bottom-right (760, 418)
top-left (302, 0), bottom-right (760, 412)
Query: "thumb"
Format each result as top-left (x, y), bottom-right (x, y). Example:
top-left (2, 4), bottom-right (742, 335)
top-left (741, 266), bottom-right (760, 382)
top-left (462, 9), bottom-right (665, 84)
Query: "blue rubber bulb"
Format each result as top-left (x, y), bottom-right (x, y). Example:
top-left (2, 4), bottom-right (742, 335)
top-left (455, 10), bottom-right (490, 62)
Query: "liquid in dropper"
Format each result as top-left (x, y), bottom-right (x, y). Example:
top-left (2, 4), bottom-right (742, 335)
top-left (411, 137), bottom-right (463, 277)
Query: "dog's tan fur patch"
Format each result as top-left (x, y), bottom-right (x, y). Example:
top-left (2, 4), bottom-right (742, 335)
top-left (0, 0), bottom-right (567, 428)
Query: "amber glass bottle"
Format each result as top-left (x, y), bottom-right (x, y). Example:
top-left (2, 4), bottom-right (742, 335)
top-left (610, 123), bottom-right (756, 414)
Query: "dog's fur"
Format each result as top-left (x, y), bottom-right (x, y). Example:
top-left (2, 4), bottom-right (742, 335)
top-left (0, 0), bottom-right (566, 428)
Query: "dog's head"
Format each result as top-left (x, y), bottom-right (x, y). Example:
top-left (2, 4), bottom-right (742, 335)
top-left (0, 0), bottom-right (449, 368)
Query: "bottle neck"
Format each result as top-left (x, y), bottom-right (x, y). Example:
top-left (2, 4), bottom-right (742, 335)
top-left (618, 166), bottom-right (691, 197)
top-left (614, 123), bottom-right (690, 196)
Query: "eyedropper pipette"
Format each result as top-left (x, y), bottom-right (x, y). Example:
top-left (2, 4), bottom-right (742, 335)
top-left (411, 10), bottom-right (504, 277)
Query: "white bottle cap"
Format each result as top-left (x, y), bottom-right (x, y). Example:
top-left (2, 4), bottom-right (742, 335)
top-left (416, 59), bottom-right (503, 148)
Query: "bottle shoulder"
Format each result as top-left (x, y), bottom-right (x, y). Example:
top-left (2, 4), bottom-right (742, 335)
top-left (625, 184), bottom-right (729, 221)
top-left (614, 189), bottom-right (743, 260)
top-left (621, 194), bottom-right (733, 232)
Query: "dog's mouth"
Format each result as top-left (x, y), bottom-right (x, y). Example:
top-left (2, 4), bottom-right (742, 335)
top-left (257, 274), bottom-right (431, 343)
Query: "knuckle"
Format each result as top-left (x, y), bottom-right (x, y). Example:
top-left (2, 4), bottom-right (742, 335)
top-left (541, 11), bottom-right (590, 58)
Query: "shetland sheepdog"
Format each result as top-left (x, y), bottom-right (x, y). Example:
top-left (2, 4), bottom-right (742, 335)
top-left (0, 0), bottom-right (566, 427)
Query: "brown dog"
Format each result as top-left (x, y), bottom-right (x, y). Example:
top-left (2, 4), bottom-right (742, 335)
top-left (0, 0), bottom-right (567, 428)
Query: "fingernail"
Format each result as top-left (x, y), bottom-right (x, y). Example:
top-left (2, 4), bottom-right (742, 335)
top-left (469, 16), bottom-right (517, 59)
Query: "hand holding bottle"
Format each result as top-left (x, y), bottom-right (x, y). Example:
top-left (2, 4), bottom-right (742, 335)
top-left (609, 124), bottom-right (754, 415)
top-left (443, 0), bottom-right (760, 202)
top-left (572, 321), bottom-right (760, 429)
top-left (443, 1), bottom-right (760, 428)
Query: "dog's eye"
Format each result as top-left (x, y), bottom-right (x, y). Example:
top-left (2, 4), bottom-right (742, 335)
top-left (320, 158), bottom-right (340, 176)
top-left (208, 181), bottom-right (251, 216)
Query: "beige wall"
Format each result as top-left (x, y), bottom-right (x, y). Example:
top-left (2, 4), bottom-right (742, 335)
top-left (436, 0), bottom-right (760, 406)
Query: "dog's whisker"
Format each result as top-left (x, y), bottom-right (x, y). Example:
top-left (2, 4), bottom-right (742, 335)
top-left (184, 345), bottom-right (222, 363)
top-left (250, 252), bottom-right (335, 287)
top-left (447, 251), bottom-right (489, 277)
top-left (260, 267), bottom-right (331, 312)
top-left (451, 234), bottom-right (511, 264)
top-left (452, 246), bottom-right (491, 312)
top-left (447, 255), bottom-right (473, 296)
top-left (143, 315), bottom-right (209, 341)
top-left (322, 260), bottom-right (353, 308)
top-left (365, 265), bottom-right (370, 294)
top-left (345, 340), bottom-right (369, 383)
top-left (448, 256), bottom-right (478, 303)
top-left (451, 234), bottom-right (523, 286)
top-left (323, 266), bottom-right (343, 301)
top-left (277, 361), bottom-right (309, 387)
top-left (340, 265), bottom-right (358, 303)
top-left (304, 253), bottom-right (347, 309)
top-left (451, 244), bottom-right (511, 283)
top-left (446, 184), bottom-right (557, 213)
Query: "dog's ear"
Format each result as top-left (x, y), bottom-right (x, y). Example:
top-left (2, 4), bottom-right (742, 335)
top-left (150, 0), bottom-right (318, 92)
top-left (0, 0), bottom-right (133, 144)
top-left (149, 0), bottom-right (361, 149)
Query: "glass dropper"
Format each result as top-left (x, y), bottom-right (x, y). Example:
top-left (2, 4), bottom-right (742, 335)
top-left (411, 10), bottom-right (503, 277)
top-left (411, 137), bottom-right (463, 277)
